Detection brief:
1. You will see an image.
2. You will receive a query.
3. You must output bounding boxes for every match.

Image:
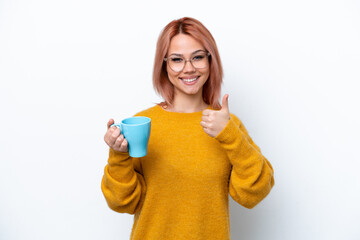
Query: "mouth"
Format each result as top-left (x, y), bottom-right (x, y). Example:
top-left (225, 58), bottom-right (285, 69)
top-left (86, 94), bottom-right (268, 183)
top-left (179, 76), bottom-right (200, 85)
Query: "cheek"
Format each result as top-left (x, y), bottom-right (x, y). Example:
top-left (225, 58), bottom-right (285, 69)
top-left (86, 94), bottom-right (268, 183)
top-left (201, 69), bottom-right (210, 81)
top-left (167, 68), bottom-right (179, 83)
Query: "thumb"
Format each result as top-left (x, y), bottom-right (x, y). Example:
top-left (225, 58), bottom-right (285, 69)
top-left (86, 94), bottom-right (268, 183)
top-left (221, 94), bottom-right (230, 112)
top-left (107, 119), bottom-right (115, 129)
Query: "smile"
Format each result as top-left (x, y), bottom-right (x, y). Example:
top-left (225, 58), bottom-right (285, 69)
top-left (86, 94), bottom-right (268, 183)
top-left (180, 76), bottom-right (199, 83)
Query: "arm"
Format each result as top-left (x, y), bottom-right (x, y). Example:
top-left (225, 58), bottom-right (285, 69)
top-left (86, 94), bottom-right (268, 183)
top-left (215, 114), bottom-right (274, 209)
top-left (101, 149), bottom-right (146, 214)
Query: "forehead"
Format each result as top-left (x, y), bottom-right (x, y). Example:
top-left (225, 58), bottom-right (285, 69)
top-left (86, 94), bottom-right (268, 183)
top-left (168, 34), bottom-right (205, 55)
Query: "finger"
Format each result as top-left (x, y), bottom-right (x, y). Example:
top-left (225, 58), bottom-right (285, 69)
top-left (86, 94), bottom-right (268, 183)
top-left (113, 134), bottom-right (125, 150)
top-left (107, 119), bottom-right (115, 129)
top-left (119, 138), bottom-right (128, 152)
top-left (221, 94), bottom-right (229, 112)
top-left (202, 109), bottom-right (212, 116)
top-left (202, 125), bottom-right (211, 135)
top-left (200, 121), bottom-right (209, 129)
top-left (201, 115), bottom-right (211, 122)
top-left (104, 125), bottom-right (116, 143)
top-left (108, 127), bottom-right (121, 145)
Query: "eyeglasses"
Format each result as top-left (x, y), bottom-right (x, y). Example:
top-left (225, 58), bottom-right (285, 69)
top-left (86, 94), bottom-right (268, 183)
top-left (164, 51), bottom-right (211, 72)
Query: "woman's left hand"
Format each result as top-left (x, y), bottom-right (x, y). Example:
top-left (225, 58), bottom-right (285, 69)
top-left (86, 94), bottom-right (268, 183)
top-left (201, 94), bottom-right (231, 137)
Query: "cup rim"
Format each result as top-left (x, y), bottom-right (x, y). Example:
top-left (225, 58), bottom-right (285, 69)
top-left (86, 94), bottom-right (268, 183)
top-left (121, 116), bottom-right (151, 126)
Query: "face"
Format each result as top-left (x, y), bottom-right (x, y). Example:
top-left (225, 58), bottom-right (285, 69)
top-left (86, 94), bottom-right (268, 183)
top-left (166, 34), bottom-right (210, 98)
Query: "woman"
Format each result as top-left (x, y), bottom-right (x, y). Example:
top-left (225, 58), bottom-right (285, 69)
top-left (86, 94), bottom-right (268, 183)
top-left (102, 17), bottom-right (274, 240)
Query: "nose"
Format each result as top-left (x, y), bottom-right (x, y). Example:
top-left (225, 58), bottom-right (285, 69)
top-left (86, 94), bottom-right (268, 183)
top-left (183, 60), bottom-right (196, 73)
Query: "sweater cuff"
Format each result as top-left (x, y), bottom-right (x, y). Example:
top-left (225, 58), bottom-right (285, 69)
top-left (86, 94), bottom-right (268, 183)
top-left (214, 118), bottom-right (242, 144)
top-left (108, 148), bottom-right (131, 165)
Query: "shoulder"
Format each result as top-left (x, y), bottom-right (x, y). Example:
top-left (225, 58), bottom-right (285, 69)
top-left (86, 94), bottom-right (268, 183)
top-left (230, 113), bottom-right (253, 139)
top-left (229, 112), bottom-right (250, 134)
top-left (229, 113), bottom-right (241, 126)
top-left (133, 104), bottom-right (162, 118)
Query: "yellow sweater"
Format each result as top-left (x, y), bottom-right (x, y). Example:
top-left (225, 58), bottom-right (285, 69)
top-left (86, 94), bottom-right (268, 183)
top-left (101, 104), bottom-right (274, 240)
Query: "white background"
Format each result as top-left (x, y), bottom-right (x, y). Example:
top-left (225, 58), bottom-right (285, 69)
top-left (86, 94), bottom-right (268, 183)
top-left (1, 0), bottom-right (359, 239)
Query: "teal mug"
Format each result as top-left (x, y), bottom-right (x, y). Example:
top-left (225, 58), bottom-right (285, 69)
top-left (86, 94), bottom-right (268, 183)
top-left (111, 116), bottom-right (151, 157)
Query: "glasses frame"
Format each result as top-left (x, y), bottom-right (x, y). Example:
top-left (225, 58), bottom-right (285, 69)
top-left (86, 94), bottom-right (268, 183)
top-left (164, 51), bottom-right (211, 73)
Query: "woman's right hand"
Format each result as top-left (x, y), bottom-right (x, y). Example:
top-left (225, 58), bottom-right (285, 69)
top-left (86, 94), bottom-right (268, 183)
top-left (104, 119), bottom-right (129, 153)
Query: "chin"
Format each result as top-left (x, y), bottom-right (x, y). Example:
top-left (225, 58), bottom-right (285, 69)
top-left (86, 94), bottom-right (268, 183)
top-left (181, 87), bottom-right (202, 96)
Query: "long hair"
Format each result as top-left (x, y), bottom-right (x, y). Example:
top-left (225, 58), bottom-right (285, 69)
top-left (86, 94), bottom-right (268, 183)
top-left (153, 17), bottom-right (223, 110)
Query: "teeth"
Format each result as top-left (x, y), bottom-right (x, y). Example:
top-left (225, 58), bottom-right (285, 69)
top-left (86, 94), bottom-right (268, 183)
top-left (182, 77), bottom-right (198, 82)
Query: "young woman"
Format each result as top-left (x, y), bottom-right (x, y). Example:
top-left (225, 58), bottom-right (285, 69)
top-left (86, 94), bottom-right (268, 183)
top-left (102, 17), bottom-right (274, 240)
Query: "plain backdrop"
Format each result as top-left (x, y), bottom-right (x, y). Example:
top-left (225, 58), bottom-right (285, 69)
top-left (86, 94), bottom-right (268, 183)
top-left (1, 0), bottom-right (359, 239)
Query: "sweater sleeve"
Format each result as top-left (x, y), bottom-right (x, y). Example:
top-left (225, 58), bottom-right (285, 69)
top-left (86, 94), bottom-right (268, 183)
top-left (101, 149), bottom-right (146, 214)
top-left (215, 114), bottom-right (274, 209)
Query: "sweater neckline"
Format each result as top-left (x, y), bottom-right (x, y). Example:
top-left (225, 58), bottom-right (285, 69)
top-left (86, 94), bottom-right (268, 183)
top-left (154, 104), bottom-right (211, 117)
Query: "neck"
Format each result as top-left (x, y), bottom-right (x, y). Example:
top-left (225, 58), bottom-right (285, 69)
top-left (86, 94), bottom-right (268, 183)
top-left (168, 92), bottom-right (208, 113)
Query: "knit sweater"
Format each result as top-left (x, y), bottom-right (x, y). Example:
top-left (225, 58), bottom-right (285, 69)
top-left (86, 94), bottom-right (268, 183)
top-left (101, 104), bottom-right (274, 240)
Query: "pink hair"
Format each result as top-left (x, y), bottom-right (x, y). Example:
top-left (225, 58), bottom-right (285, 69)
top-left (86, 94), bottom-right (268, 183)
top-left (153, 17), bottom-right (223, 110)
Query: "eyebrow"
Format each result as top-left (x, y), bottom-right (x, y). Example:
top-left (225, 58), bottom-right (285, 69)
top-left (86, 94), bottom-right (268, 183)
top-left (168, 49), bottom-right (206, 57)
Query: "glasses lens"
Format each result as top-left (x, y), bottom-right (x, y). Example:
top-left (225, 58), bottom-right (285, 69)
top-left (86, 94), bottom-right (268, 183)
top-left (167, 52), bottom-right (209, 72)
top-left (168, 57), bottom-right (184, 72)
top-left (191, 53), bottom-right (208, 69)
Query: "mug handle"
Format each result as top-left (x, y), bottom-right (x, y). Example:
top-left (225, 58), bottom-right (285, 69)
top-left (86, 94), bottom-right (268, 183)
top-left (110, 123), bottom-right (124, 136)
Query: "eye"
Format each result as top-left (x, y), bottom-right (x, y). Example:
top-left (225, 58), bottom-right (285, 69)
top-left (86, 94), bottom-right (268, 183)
top-left (170, 57), bottom-right (183, 63)
top-left (192, 55), bottom-right (205, 61)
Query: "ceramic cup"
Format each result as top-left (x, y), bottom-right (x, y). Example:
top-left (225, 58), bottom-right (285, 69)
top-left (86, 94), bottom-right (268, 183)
top-left (111, 116), bottom-right (151, 158)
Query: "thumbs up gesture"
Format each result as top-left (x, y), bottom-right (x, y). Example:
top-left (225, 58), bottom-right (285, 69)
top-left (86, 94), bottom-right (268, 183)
top-left (201, 94), bottom-right (231, 137)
